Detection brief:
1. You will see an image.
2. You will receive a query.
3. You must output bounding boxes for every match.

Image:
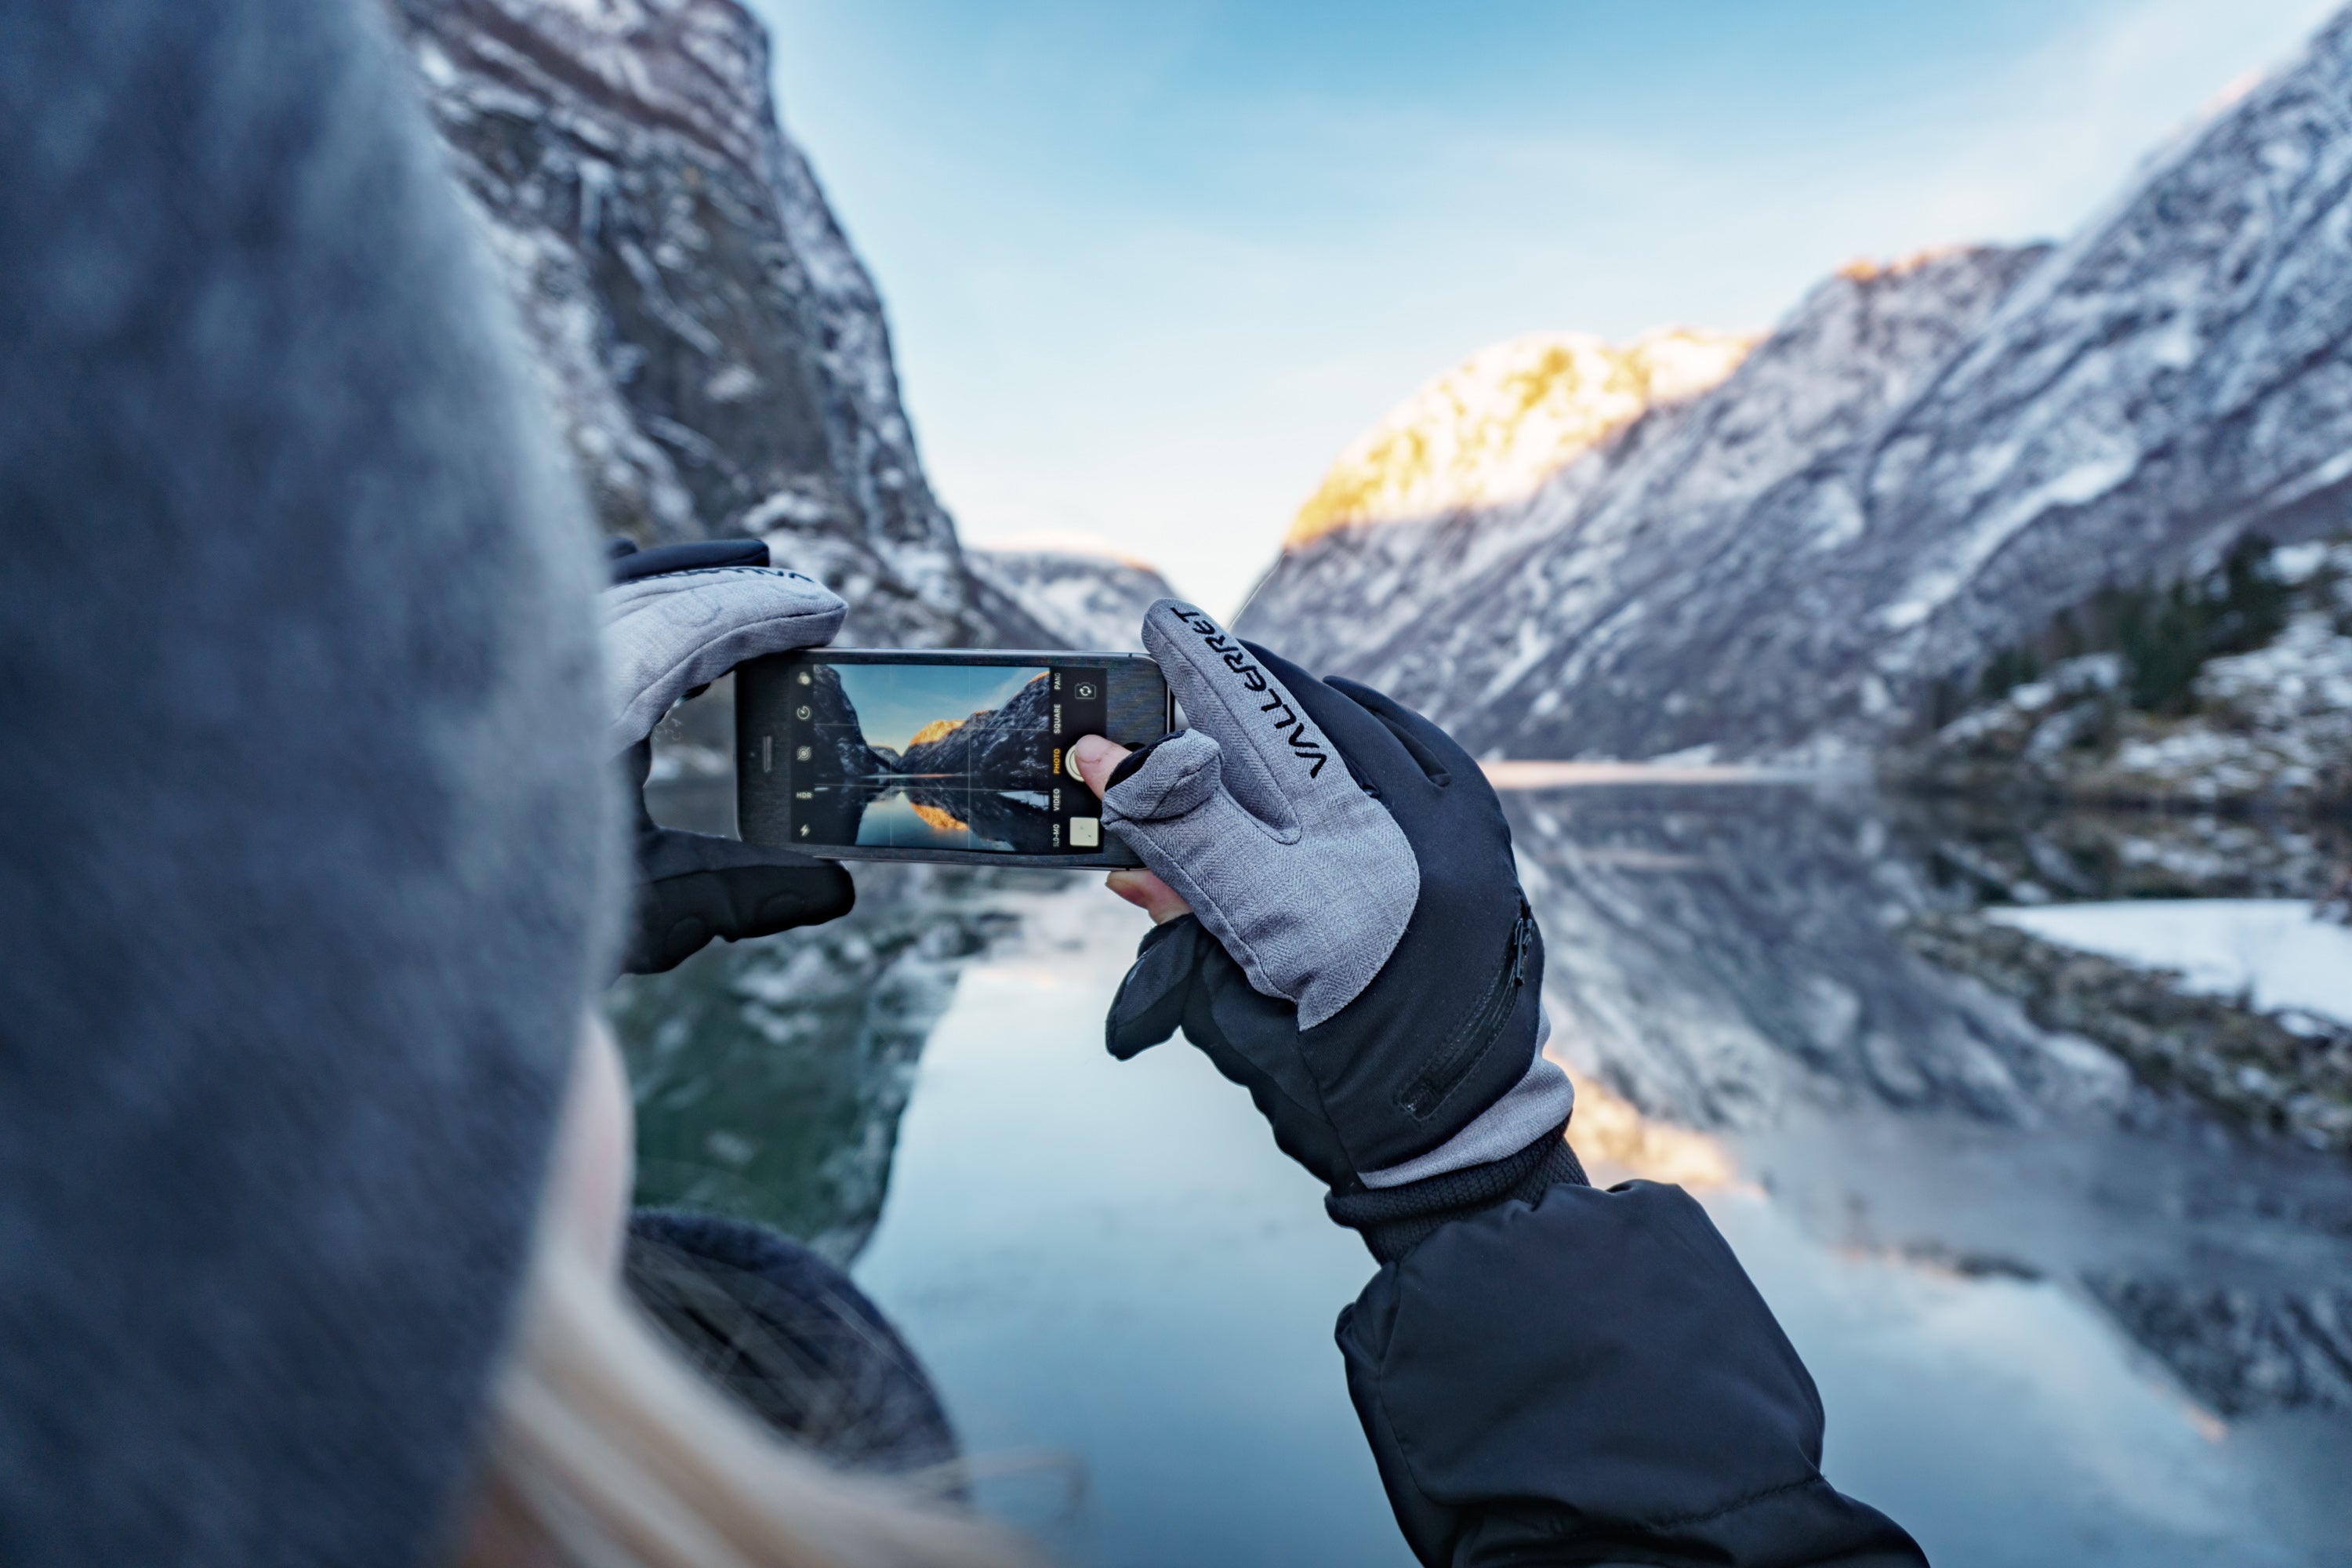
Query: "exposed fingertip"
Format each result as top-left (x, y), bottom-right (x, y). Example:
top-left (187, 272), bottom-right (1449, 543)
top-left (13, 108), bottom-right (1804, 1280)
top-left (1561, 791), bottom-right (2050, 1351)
top-left (1070, 733), bottom-right (1123, 796)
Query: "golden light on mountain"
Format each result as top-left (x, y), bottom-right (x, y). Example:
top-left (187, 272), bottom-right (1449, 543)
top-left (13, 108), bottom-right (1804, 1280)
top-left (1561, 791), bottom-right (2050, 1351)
top-left (1285, 326), bottom-right (1757, 551)
top-left (909, 801), bottom-right (967, 834)
top-left (1836, 243), bottom-right (1968, 284)
top-left (905, 717), bottom-right (966, 748)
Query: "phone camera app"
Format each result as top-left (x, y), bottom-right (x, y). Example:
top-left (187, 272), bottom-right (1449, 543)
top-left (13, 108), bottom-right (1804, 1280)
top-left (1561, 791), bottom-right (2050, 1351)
top-left (765, 657), bottom-right (1134, 861)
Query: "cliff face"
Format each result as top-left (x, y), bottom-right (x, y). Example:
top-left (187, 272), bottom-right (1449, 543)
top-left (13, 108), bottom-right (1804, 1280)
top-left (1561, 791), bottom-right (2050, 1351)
top-left (393, 0), bottom-right (1048, 645)
top-left (1245, 4), bottom-right (2352, 761)
top-left (800, 664), bottom-right (892, 782)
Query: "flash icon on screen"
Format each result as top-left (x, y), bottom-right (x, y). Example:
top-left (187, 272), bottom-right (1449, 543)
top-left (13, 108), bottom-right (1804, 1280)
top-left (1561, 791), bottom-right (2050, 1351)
top-left (1069, 818), bottom-right (1100, 848)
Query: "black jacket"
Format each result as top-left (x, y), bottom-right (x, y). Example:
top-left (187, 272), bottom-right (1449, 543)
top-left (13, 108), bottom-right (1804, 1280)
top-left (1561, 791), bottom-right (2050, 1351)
top-left (652, 1150), bottom-right (1926, 1566)
top-left (1341, 1174), bottom-right (1924, 1566)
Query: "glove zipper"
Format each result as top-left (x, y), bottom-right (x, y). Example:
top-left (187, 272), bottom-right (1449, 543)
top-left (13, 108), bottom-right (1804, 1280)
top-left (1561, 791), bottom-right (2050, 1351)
top-left (1399, 898), bottom-right (1534, 1121)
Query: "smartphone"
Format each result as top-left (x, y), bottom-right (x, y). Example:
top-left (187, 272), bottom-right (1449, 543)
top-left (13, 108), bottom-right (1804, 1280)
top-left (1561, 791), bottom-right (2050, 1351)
top-left (735, 649), bottom-right (1171, 867)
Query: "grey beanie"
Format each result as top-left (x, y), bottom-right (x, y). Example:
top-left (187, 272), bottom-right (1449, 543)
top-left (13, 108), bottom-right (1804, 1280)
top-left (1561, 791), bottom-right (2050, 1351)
top-left (0, 2), bottom-right (619, 1565)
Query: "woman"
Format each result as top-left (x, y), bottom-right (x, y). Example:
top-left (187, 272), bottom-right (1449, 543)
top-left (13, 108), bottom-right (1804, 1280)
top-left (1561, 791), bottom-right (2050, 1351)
top-left (0, 2), bottom-right (1920, 1564)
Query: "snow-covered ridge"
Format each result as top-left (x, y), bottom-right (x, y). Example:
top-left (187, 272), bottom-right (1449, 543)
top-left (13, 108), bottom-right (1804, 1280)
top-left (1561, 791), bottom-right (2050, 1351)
top-left (1246, 2), bottom-right (2352, 763)
top-left (1243, 244), bottom-right (2048, 722)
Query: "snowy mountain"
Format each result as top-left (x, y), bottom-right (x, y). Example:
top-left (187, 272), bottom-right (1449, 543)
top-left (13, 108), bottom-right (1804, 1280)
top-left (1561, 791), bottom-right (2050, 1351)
top-left (964, 545), bottom-right (1178, 652)
top-left (1244, 5), bottom-right (2352, 761)
top-left (391, 0), bottom-right (1048, 646)
top-left (1242, 328), bottom-right (1756, 675)
top-left (1284, 328), bottom-right (1760, 550)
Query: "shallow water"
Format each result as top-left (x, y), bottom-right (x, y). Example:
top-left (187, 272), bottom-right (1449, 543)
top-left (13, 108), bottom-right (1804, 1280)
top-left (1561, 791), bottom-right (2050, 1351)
top-left (616, 781), bottom-right (2352, 1566)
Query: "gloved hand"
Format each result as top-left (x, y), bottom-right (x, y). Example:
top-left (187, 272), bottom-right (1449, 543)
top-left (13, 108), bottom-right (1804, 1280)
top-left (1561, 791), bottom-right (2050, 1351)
top-left (604, 539), bottom-right (855, 974)
top-left (1074, 601), bottom-right (1582, 1259)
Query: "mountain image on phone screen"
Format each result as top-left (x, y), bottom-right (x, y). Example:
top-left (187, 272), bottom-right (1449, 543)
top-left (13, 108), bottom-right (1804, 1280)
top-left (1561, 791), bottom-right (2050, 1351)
top-left (792, 662), bottom-right (1091, 852)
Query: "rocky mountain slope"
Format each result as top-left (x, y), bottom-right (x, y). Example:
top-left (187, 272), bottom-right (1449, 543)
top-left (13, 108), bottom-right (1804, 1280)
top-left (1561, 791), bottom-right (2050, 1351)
top-left (391, 0), bottom-right (1047, 645)
top-left (1244, 4), bottom-right (2352, 763)
top-left (799, 664), bottom-right (893, 781)
top-left (1242, 328), bottom-right (1756, 675)
top-left (964, 546), bottom-right (1177, 652)
top-left (1900, 539), bottom-right (2352, 809)
top-left (1284, 328), bottom-right (1759, 550)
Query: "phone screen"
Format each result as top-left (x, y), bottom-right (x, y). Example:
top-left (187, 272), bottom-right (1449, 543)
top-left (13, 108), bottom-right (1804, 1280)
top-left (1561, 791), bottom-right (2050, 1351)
top-left (735, 652), bottom-right (1169, 865)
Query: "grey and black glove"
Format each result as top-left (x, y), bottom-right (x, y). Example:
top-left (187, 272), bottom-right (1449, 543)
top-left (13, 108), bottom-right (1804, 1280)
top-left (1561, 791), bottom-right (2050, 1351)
top-left (1100, 601), bottom-right (1583, 1260)
top-left (604, 539), bottom-right (855, 974)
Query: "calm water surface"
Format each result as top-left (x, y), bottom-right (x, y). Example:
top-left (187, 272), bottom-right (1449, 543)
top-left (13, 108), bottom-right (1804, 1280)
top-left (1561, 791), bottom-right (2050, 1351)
top-left (616, 780), bottom-right (2352, 1567)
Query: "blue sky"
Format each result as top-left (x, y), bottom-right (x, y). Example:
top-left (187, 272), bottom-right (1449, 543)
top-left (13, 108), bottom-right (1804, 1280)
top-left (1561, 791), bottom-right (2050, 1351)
top-left (747, 0), bottom-right (2339, 615)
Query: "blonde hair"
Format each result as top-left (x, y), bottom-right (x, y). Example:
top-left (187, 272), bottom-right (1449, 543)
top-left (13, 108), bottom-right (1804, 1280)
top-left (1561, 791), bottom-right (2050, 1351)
top-left (459, 1232), bottom-right (1038, 1568)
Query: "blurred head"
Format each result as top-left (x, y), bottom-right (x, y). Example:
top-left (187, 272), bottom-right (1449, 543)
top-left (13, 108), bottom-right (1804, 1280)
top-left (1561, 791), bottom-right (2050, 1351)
top-left (2, 0), bottom-right (614, 1558)
top-left (0, 2), bottom-right (1023, 1563)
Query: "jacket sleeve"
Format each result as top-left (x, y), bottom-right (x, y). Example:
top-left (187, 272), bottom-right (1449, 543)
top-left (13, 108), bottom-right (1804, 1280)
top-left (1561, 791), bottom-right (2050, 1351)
top-left (1335, 1178), bottom-right (1928, 1567)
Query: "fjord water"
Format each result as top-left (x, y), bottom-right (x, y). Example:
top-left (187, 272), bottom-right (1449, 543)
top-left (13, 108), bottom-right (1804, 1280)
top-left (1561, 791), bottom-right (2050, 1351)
top-left (617, 781), bottom-right (2352, 1568)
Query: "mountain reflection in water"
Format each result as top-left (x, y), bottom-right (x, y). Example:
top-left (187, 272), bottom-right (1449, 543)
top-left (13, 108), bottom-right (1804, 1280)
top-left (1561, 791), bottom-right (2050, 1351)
top-left (617, 775), bottom-right (2352, 1567)
top-left (906, 799), bottom-right (966, 836)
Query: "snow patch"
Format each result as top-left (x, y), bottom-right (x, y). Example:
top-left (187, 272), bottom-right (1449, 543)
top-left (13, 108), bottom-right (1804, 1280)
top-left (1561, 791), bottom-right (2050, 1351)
top-left (1987, 900), bottom-right (2352, 1026)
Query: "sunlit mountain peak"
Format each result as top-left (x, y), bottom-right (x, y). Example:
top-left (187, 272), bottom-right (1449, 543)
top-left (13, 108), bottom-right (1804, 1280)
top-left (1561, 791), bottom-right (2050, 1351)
top-left (906, 717), bottom-right (967, 747)
top-left (1285, 326), bottom-right (1757, 550)
top-left (1836, 244), bottom-right (1969, 283)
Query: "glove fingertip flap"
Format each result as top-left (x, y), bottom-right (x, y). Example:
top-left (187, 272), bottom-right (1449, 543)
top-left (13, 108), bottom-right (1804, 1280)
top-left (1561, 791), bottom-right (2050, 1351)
top-left (1105, 731), bottom-right (1179, 791)
top-left (1101, 730), bottom-right (1221, 822)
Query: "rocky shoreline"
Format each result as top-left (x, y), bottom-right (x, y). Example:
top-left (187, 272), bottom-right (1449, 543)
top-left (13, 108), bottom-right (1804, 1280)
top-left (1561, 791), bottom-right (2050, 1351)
top-left (1889, 540), bottom-right (2352, 815)
top-left (1899, 910), bottom-right (2352, 1153)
